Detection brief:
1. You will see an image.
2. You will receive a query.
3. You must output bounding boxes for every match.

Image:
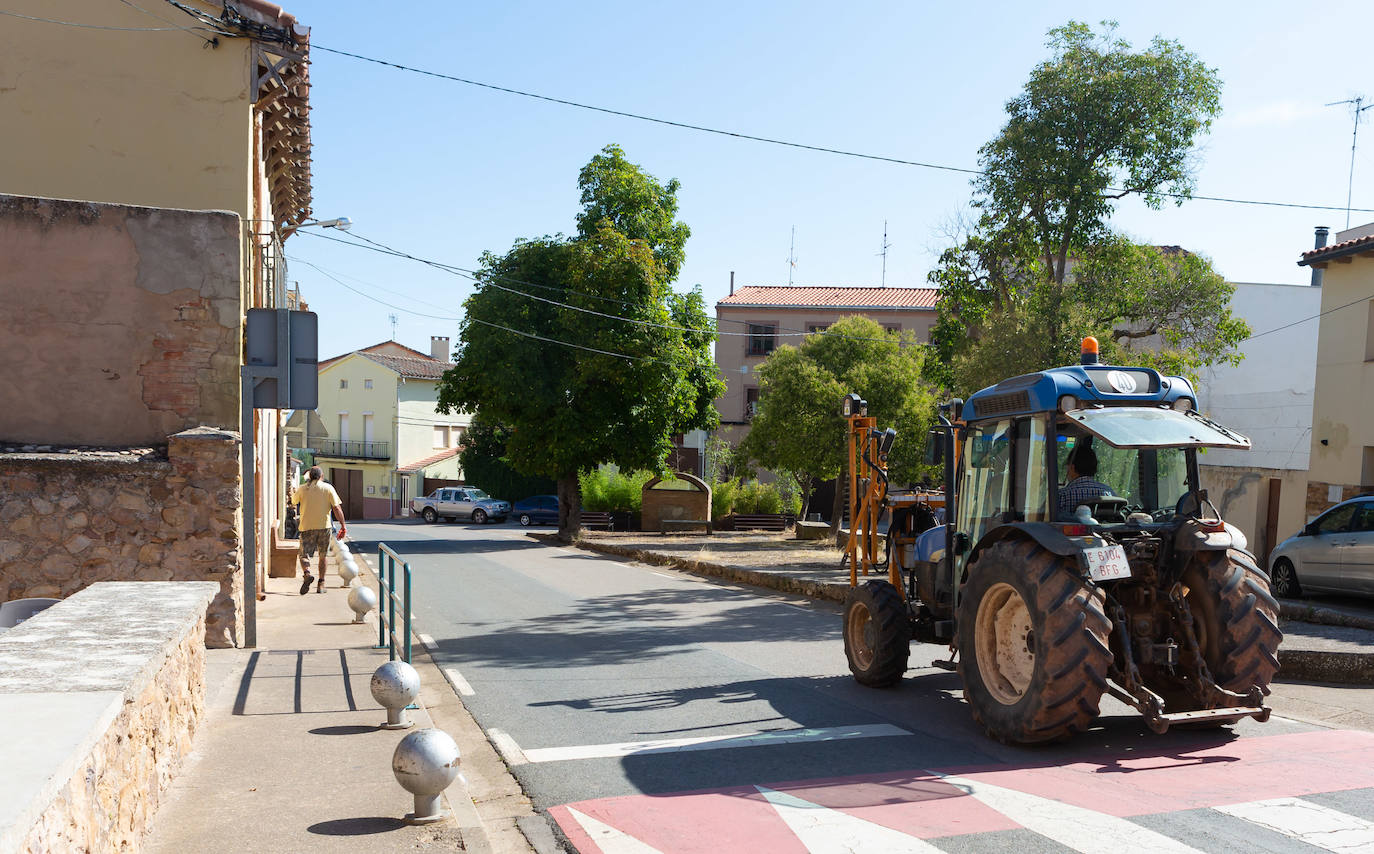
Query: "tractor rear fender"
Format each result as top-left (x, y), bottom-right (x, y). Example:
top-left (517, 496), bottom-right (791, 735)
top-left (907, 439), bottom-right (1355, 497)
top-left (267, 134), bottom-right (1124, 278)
top-left (969, 522), bottom-right (1093, 568)
top-left (1172, 519), bottom-right (1247, 557)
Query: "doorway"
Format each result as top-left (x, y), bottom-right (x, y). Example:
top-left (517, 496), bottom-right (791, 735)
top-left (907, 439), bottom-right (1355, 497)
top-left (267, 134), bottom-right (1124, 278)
top-left (330, 467), bottom-right (364, 520)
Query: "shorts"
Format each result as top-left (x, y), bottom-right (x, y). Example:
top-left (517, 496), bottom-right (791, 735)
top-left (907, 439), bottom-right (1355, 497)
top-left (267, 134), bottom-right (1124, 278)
top-left (300, 528), bottom-right (331, 561)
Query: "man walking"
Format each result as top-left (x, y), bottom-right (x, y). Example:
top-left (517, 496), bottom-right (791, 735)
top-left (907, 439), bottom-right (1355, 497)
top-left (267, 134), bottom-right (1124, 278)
top-left (292, 466), bottom-right (347, 594)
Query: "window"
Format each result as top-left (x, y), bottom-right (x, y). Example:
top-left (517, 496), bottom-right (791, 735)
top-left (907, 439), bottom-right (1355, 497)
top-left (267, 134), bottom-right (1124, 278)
top-left (338, 413), bottom-right (350, 442)
top-left (1352, 502), bottom-right (1374, 533)
top-left (884, 323), bottom-right (901, 334)
top-left (746, 323), bottom-right (777, 357)
top-left (452, 426), bottom-right (465, 448)
top-left (433, 426), bottom-right (449, 448)
top-left (1316, 504), bottom-right (1357, 534)
top-left (806, 323), bottom-right (829, 334)
top-left (364, 378), bottom-right (373, 389)
top-left (339, 379), bottom-right (348, 389)
top-left (745, 387), bottom-right (760, 419)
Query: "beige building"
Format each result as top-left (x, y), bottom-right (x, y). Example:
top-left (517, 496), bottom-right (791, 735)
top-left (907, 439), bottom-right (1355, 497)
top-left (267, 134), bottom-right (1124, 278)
top-left (713, 285), bottom-right (939, 442)
top-left (287, 339), bottom-right (471, 519)
top-left (0, 0), bottom-right (314, 613)
top-left (1298, 224), bottom-right (1374, 517)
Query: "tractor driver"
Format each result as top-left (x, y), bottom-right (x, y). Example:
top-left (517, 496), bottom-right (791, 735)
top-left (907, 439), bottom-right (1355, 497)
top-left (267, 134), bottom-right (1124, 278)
top-left (1058, 444), bottom-right (1114, 516)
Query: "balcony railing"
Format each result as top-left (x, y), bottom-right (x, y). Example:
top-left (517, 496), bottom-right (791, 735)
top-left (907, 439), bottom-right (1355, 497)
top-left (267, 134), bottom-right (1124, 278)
top-left (311, 438), bottom-right (390, 460)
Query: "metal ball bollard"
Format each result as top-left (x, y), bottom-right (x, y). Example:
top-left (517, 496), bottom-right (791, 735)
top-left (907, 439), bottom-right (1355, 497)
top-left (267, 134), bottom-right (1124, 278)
top-left (347, 584), bottom-right (377, 624)
top-left (370, 660), bottom-right (420, 729)
top-left (392, 728), bottom-right (461, 825)
top-left (337, 557), bottom-right (360, 586)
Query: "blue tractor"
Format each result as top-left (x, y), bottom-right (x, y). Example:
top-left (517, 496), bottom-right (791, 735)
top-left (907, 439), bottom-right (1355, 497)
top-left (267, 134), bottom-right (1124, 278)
top-left (841, 338), bottom-right (1281, 744)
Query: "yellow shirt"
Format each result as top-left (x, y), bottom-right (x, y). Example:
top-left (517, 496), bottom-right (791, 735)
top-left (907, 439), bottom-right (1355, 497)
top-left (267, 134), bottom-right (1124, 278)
top-left (293, 480), bottom-right (342, 531)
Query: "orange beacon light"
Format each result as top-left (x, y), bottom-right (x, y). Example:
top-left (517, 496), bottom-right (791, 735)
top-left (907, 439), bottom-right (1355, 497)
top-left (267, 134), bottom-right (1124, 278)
top-left (1080, 336), bottom-right (1099, 365)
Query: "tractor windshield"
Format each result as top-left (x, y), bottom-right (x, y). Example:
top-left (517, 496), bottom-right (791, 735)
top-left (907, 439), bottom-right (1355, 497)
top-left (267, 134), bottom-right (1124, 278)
top-left (1063, 407), bottom-right (1250, 450)
top-left (1056, 434), bottom-right (1189, 518)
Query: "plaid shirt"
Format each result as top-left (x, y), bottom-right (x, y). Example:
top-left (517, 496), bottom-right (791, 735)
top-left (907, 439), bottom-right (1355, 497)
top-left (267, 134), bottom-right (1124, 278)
top-left (1059, 476), bottom-right (1114, 515)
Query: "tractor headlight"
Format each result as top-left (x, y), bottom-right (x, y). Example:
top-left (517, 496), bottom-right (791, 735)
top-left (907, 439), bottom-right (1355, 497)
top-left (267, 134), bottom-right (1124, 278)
top-left (1172, 397), bottom-right (1194, 412)
top-left (1058, 395), bottom-right (1079, 412)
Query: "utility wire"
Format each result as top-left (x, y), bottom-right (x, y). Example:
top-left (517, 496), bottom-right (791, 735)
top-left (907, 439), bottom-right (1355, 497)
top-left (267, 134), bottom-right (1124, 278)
top-left (1240, 288), bottom-right (1374, 344)
top-left (310, 43), bottom-right (1374, 216)
top-left (299, 230), bottom-right (913, 344)
top-left (1, 7), bottom-right (188, 30)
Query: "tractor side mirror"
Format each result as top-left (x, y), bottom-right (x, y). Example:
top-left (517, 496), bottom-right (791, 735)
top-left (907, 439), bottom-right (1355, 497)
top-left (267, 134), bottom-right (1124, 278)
top-left (925, 430), bottom-right (944, 465)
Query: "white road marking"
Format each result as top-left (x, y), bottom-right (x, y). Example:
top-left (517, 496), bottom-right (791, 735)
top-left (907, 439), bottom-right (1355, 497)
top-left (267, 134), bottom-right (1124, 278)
top-left (488, 728), bottom-right (528, 766)
top-left (1215, 797), bottom-right (1374, 852)
top-left (755, 785), bottom-right (943, 852)
top-left (518, 724), bottom-right (909, 764)
top-left (932, 771), bottom-right (1207, 854)
top-left (650, 571), bottom-right (675, 579)
top-left (442, 667), bottom-right (474, 697)
top-left (418, 633), bottom-right (438, 651)
top-left (566, 807), bottom-right (665, 853)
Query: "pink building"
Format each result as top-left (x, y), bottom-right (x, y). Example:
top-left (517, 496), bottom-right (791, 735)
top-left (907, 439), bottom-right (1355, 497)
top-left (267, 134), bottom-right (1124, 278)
top-left (714, 285), bottom-right (940, 442)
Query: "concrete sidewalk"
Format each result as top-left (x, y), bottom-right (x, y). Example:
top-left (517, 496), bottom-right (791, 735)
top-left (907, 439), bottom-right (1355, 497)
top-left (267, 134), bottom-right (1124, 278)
top-left (144, 566), bottom-right (540, 854)
top-left (576, 533), bottom-right (1374, 685)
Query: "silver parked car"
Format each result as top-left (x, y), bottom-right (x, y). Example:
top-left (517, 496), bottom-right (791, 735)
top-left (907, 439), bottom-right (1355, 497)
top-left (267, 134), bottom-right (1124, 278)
top-left (410, 487), bottom-right (510, 524)
top-left (1269, 495), bottom-right (1374, 598)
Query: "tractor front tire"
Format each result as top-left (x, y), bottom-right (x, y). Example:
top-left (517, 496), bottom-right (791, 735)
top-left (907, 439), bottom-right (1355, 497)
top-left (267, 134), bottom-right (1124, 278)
top-left (1154, 548), bottom-right (1282, 721)
top-left (957, 539), bottom-right (1113, 745)
top-left (844, 580), bottom-right (910, 687)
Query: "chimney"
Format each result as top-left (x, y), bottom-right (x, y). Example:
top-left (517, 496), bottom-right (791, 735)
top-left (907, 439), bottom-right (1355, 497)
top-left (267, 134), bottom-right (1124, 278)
top-left (430, 336), bottom-right (450, 362)
top-left (1311, 226), bottom-right (1329, 287)
top-left (729, 271), bottom-right (735, 296)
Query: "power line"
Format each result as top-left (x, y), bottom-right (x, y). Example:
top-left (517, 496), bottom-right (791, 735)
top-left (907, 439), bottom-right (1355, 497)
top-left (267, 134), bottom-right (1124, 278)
top-left (310, 42), bottom-right (1374, 216)
top-left (1240, 288), bottom-right (1374, 344)
top-left (0, 7), bottom-right (188, 30)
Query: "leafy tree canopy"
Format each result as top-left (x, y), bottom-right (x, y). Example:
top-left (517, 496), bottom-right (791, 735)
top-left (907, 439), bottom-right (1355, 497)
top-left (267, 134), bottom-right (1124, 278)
top-left (929, 21), bottom-right (1245, 395)
top-left (437, 145), bottom-right (725, 539)
top-left (738, 316), bottom-right (938, 522)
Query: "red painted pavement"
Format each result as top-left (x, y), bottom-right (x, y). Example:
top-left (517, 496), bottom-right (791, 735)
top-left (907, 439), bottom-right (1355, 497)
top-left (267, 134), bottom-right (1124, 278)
top-left (550, 729), bottom-right (1374, 853)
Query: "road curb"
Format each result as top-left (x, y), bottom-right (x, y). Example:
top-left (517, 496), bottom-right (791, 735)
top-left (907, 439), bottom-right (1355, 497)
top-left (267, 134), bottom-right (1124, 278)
top-left (575, 539), bottom-right (1374, 687)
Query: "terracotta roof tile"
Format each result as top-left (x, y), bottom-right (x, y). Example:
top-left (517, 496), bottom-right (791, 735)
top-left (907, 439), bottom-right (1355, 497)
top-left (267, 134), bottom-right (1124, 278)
top-left (718, 286), bottom-right (940, 309)
top-left (398, 448), bottom-right (459, 473)
top-left (359, 352), bottom-right (451, 380)
top-left (1300, 233), bottom-right (1374, 265)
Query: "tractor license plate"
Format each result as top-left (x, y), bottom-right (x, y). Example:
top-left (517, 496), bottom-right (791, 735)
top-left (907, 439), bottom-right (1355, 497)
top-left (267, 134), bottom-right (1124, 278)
top-left (1083, 545), bottom-right (1130, 581)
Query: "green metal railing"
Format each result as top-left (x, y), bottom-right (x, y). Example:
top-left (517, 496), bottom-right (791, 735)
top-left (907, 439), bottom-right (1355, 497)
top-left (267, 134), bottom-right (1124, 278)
top-left (375, 543), bottom-right (412, 664)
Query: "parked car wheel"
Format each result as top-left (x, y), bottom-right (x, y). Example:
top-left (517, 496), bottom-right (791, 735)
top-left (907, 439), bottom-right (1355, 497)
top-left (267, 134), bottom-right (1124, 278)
top-left (520, 513), bottom-right (533, 527)
top-left (1270, 558), bottom-right (1302, 598)
top-left (472, 508), bottom-right (488, 524)
top-left (421, 507), bottom-right (437, 524)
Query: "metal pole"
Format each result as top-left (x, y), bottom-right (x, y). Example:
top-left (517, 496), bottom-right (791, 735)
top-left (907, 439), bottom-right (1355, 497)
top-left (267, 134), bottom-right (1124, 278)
top-left (377, 549), bottom-right (388, 649)
top-left (388, 557), bottom-right (397, 661)
top-left (403, 562), bottom-right (412, 665)
top-left (241, 368), bottom-right (258, 648)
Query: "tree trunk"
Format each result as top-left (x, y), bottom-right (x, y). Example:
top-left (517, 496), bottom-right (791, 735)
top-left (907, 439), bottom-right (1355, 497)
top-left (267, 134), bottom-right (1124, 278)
top-left (556, 473), bottom-right (581, 544)
top-left (829, 475), bottom-right (846, 540)
top-left (798, 474), bottom-right (813, 520)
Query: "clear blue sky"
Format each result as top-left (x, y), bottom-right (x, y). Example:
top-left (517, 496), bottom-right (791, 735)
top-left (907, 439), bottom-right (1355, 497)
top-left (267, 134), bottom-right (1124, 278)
top-left (282, 0), bottom-right (1374, 359)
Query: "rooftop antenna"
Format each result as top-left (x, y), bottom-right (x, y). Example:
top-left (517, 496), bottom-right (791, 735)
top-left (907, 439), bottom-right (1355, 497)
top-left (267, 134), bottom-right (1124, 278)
top-left (787, 226), bottom-right (798, 286)
top-left (1326, 95), bottom-right (1374, 229)
top-left (388, 313), bottom-right (398, 340)
top-left (877, 220), bottom-right (892, 287)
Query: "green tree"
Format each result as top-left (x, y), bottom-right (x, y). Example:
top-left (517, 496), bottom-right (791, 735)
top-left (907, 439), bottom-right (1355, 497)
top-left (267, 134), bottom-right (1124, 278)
top-left (738, 316), bottom-right (937, 529)
top-left (930, 21), bottom-right (1245, 394)
top-left (457, 417), bottom-right (557, 502)
top-left (437, 146), bottom-right (725, 541)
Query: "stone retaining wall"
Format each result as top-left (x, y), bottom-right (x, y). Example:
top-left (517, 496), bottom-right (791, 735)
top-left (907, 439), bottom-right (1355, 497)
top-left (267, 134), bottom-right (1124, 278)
top-left (0, 582), bottom-right (218, 854)
top-left (0, 428), bottom-right (242, 647)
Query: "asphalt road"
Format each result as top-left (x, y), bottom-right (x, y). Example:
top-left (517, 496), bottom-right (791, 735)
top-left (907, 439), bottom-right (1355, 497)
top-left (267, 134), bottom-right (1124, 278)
top-left (349, 519), bottom-right (1374, 854)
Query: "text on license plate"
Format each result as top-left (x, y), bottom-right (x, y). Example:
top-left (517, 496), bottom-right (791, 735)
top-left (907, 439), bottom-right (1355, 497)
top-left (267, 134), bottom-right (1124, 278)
top-left (1083, 545), bottom-right (1130, 581)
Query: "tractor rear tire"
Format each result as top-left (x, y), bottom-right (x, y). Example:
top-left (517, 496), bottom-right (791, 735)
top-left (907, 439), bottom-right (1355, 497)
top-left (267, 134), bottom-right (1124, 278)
top-left (1154, 548), bottom-right (1282, 721)
top-left (844, 580), bottom-right (910, 687)
top-left (957, 539), bottom-right (1113, 745)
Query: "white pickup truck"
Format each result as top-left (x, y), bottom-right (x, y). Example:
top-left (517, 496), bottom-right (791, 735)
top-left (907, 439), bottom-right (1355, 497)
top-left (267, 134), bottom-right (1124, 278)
top-left (410, 487), bottom-right (510, 524)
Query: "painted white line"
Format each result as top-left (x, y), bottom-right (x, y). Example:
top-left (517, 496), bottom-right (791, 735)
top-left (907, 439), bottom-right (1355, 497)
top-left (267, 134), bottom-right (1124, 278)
top-left (488, 728), bottom-right (529, 767)
top-left (933, 771), bottom-right (1206, 854)
top-left (650, 571), bottom-right (675, 579)
top-left (418, 632), bottom-right (438, 651)
top-left (756, 785), bottom-right (942, 852)
top-left (442, 667), bottom-right (475, 697)
top-left (566, 807), bottom-right (665, 853)
top-left (522, 723), bottom-right (909, 764)
top-left (1215, 797), bottom-right (1374, 852)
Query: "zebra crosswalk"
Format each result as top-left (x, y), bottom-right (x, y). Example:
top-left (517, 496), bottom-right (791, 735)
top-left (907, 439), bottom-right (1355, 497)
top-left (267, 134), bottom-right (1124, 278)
top-left (549, 729), bottom-right (1374, 853)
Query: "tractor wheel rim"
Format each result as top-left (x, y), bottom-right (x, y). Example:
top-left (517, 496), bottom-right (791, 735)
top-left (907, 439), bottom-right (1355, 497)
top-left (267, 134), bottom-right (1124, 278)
top-left (847, 602), bottom-right (874, 669)
top-left (975, 582), bottom-right (1035, 705)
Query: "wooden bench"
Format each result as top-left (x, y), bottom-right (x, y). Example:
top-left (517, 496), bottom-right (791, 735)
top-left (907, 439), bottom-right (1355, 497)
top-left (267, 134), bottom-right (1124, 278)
top-left (580, 511), bottom-right (614, 530)
top-left (661, 518), bottom-right (712, 535)
top-left (732, 514), bottom-right (788, 532)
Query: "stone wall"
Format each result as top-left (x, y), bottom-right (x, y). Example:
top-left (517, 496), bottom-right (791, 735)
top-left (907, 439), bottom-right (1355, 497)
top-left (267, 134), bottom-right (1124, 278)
top-left (640, 472), bottom-right (711, 532)
top-left (1305, 480), bottom-right (1374, 520)
top-left (0, 428), bottom-right (242, 647)
top-left (0, 582), bottom-right (218, 854)
top-left (0, 194), bottom-right (241, 446)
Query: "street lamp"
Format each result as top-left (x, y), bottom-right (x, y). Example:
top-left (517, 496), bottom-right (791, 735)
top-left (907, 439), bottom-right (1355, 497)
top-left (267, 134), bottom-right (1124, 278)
top-left (280, 216), bottom-right (352, 240)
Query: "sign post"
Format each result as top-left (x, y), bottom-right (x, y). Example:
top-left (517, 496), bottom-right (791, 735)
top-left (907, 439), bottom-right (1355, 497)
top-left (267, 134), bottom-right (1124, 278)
top-left (241, 309), bottom-right (318, 647)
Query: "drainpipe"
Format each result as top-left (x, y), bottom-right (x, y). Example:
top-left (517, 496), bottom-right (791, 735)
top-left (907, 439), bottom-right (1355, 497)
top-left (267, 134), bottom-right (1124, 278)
top-left (730, 271), bottom-right (735, 296)
top-left (1312, 226), bottom-right (1329, 287)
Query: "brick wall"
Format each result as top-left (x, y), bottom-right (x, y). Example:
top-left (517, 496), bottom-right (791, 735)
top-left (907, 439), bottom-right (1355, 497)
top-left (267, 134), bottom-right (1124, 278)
top-left (1305, 480), bottom-right (1374, 520)
top-left (0, 428), bottom-right (243, 647)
